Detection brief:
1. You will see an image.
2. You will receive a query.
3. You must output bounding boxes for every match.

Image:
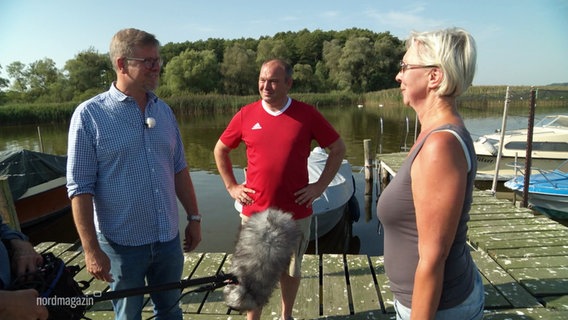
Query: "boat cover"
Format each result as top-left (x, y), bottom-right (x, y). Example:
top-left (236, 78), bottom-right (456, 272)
top-left (0, 149), bottom-right (67, 200)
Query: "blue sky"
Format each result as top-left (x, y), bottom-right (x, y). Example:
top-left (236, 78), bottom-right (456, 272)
top-left (1, 0), bottom-right (567, 86)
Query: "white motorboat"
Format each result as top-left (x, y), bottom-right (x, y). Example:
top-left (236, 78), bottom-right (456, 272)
top-left (234, 147), bottom-right (359, 241)
top-left (474, 114), bottom-right (568, 181)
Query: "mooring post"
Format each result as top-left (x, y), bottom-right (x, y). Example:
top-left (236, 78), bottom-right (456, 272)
top-left (522, 88), bottom-right (537, 208)
top-left (364, 139), bottom-right (373, 196)
top-left (0, 177), bottom-right (21, 231)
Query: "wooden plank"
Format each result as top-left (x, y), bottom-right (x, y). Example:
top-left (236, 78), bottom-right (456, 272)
top-left (477, 272), bottom-right (511, 308)
top-left (294, 254), bottom-right (321, 319)
top-left (470, 251), bottom-right (542, 308)
top-left (322, 254), bottom-right (350, 316)
top-left (179, 252), bottom-right (209, 313)
top-left (369, 256), bottom-right (394, 314)
top-left (468, 217), bottom-right (557, 228)
top-left (180, 252), bottom-right (225, 314)
top-left (472, 229), bottom-right (568, 242)
top-left (484, 308), bottom-right (568, 319)
top-left (199, 253), bottom-right (232, 316)
top-left (34, 241), bottom-right (57, 253)
top-left (489, 246), bottom-right (568, 259)
top-left (345, 254), bottom-right (382, 317)
top-left (82, 310), bottom-right (116, 319)
top-left (498, 256), bottom-right (568, 269)
top-left (508, 267), bottom-right (568, 296)
top-left (542, 295), bottom-right (568, 310)
top-left (469, 212), bottom-right (535, 220)
top-left (468, 223), bottom-right (566, 236)
top-left (474, 236), bottom-right (568, 251)
top-left (45, 242), bottom-right (76, 257)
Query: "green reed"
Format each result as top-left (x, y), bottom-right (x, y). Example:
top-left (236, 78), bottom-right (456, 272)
top-left (1, 86), bottom-right (565, 126)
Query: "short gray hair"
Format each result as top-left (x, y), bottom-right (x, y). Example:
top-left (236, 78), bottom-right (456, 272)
top-left (109, 28), bottom-right (160, 71)
top-left (407, 27), bottom-right (477, 97)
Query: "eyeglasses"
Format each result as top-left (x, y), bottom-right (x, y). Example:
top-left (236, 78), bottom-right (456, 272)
top-left (125, 57), bottom-right (163, 69)
top-left (399, 60), bottom-right (438, 73)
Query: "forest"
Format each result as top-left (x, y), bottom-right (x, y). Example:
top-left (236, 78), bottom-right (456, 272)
top-left (0, 28), bottom-right (405, 105)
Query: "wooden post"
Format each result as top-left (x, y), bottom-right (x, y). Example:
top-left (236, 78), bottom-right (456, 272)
top-left (380, 165), bottom-right (390, 194)
top-left (364, 139), bottom-right (373, 196)
top-left (0, 177), bottom-right (21, 231)
top-left (522, 88), bottom-right (537, 208)
top-left (491, 86), bottom-right (510, 195)
top-left (37, 126), bottom-right (44, 153)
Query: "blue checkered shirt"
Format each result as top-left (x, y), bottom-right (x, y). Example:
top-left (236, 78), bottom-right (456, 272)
top-left (66, 84), bottom-right (187, 246)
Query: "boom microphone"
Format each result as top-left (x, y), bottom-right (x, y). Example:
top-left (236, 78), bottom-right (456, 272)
top-left (11, 209), bottom-right (300, 318)
top-left (223, 208), bottom-right (302, 311)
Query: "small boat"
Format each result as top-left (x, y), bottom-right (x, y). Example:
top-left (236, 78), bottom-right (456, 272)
top-left (235, 147), bottom-right (359, 241)
top-left (0, 149), bottom-right (70, 228)
top-left (474, 114), bottom-right (568, 181)
top-left (504, 159), bottom-right (568, 219)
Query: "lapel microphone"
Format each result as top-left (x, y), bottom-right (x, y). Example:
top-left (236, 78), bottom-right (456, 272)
top-left (145, 117), bottom-right (156, 128)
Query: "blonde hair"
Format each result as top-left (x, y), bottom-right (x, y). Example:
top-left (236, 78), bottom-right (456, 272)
top-left (407, 27), bottom-right (476, 97)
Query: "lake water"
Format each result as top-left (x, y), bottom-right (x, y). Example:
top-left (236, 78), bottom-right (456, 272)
top-left (2, 102), bottom-right (565, 255)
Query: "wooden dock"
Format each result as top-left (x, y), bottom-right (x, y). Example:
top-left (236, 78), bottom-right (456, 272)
top-left (31, 152), bottom-right (568, 319)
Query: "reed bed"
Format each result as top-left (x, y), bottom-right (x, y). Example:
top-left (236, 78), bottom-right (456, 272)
top-left (1, 86), bottom-right (565, 126)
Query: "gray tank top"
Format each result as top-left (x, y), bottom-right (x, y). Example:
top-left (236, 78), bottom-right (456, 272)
top-left (377, 124), bottom-right (476, 309)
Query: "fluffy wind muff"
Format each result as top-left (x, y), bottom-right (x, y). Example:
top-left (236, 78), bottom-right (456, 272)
top-left (224, 208), bottom-right (302, 311)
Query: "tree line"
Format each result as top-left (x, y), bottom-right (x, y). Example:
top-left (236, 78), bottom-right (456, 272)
top-left (0, 28), bottom-right (406, 105)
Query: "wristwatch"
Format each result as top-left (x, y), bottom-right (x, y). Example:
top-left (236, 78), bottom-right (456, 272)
top-left (187, 214), bottom-right (202, 222)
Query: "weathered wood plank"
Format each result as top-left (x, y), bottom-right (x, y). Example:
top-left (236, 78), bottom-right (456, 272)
top-left (468, 223), bottom-right (566, 236)
top-left (82, 310), bottom-right (116, 319)
top-left (469, 212), bottom-right (535, 220)
top-left (498, 256), bottom-right (568, 269)
top-left (180, 252), bottom-right (225, 314)
top-left (469, 217), bottom-right (557, 228)
top-left (369, 256), bottom-right (394, 314)
top-left (471, 251), bottom-right (542, 308)
top-left (484, 308), bottom-right (568, 319)
top-left (508, 267), bottom-right (568, 296)
top-left (34, 241), bottom-right (57, 253)
top-left (474, 236), bottom-right (568, 251)
top-left (542, 295), bottom-right (568, 310)
top-left (322, 254), bottom-right (350, 316)
top-left (294, 254), bottom-right (321, 319)
top-left (345, 255), bottom-right (382, 317)
top-left (200, 253), bottom-right (232, 316)
top-left (472, 229), bottom-right (568, 242)
top-left (489, 246), bottom-right (568, 259)
top-left (478, 271), bottom-right (511, 308)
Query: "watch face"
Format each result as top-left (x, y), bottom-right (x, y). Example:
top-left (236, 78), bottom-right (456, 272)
top-left (188, 215), bottom-right (201, 221)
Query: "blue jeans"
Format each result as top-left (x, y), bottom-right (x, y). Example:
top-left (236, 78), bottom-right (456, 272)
top-left (394, 268), bottom-right (485, 320)
top-left (98, 233), bottom-right (184, 320)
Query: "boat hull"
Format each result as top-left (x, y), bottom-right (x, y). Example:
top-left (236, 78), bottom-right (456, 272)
top-left (234, 147), bottom-right (358, 240)
top-left (15, 177), bottom-right (71, 228)
top-left (1, 149), bottom-right (69, 228)
top-left (504, 166), bottom-right (568, 219)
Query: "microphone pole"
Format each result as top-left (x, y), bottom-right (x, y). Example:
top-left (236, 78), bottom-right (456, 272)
top-left (86, 272), bottom-right (237, 303)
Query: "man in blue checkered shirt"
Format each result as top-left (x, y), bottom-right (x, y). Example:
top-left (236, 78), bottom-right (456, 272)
top-left (66, 28), bottom-right (202, 320)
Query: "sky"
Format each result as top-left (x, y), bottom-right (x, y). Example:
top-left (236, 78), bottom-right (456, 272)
top-left (1, 0), bottom-right (567, 87)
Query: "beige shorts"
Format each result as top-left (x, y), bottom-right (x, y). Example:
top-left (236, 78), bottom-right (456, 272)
top-left (240, 214), bottom-right (311, 278)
